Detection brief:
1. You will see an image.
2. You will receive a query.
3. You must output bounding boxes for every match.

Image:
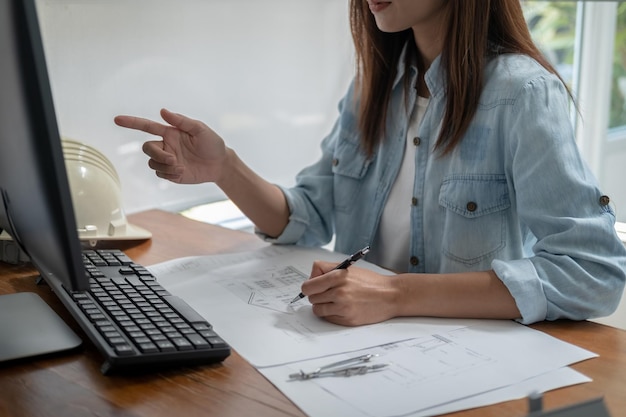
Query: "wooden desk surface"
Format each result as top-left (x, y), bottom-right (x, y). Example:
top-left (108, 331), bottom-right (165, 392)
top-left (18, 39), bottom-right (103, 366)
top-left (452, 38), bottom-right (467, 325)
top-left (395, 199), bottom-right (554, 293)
top-left (1, 209), bottom-right (625, 417)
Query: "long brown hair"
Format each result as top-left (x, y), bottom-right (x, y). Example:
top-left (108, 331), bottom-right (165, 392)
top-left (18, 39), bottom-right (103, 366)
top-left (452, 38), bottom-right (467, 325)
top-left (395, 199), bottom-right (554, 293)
top-left (349, 0), bottom-right (569, 156)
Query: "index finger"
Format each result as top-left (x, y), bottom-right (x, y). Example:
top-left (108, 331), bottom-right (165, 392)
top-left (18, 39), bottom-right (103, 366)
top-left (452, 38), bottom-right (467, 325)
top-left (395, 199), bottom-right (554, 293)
top-left (309, 260), bottom-right (337, 278)
top-left (302, 262), bottom-right (344, 296)
top-left (114, 115), bottom-right (170, 137)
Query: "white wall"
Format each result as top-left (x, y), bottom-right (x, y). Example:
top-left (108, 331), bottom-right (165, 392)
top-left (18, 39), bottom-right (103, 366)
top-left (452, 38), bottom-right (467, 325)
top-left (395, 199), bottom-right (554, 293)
top-left (35, 0), bottom-right (354, 213)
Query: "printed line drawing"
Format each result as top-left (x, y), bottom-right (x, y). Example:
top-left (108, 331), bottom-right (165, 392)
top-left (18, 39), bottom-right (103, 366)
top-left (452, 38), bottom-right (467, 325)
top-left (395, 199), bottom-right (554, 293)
top-left (220, 265), bottom-right (308, 313)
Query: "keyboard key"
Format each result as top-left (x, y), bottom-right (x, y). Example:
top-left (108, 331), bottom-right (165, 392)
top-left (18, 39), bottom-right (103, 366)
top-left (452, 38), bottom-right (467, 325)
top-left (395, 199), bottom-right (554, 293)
top-left (114, 345), bottom-right (135, 356)
top-left (171, 338), bottom-right (193, 351)
top-left (155, 340), bottom-right (176, 352)
top-left (138, 343), bottom-right (159, 353)
top-left (206, 337), bottom-right (228, 349)
top-left (162, 296), bottom-right (208, 325)
top-left (186, 334), bottom-right (211, 348)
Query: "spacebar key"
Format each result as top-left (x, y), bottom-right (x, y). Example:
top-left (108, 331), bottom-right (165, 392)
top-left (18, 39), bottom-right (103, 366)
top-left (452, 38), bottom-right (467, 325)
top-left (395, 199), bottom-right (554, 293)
top-left (163, 295), bottom-right (209, 325)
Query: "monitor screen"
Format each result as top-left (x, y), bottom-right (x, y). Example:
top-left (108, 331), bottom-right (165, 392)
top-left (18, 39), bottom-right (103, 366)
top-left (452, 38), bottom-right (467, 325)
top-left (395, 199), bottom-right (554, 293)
top-left (0, 0), bottom-right (86, 292)
top-left (0, 0), bottom-right (86, 361)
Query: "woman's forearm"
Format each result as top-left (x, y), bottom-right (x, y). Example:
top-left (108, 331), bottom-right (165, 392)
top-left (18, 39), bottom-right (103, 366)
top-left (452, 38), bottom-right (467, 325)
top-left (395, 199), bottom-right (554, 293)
top-left (216, 148), bottom-right (290, 238)
top-left (394, 270), bottom-right (522, 320)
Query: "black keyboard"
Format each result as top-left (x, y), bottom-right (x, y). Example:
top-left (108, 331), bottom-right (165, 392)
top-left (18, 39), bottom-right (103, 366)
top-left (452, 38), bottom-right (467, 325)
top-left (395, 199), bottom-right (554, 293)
top-left (61, 249), bottom-right (230, 374)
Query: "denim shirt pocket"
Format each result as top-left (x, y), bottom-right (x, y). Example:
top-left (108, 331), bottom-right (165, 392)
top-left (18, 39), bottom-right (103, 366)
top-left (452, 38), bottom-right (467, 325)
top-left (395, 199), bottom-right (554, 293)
top-left (438, 175), bottom-right (511, 265)
top-left (331, 135), bottom-right (372, 212)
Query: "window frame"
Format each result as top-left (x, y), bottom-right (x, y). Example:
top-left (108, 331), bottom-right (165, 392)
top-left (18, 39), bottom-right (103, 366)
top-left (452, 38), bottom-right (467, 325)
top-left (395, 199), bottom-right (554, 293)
top-left (573, 1), bottom-right (621, 178)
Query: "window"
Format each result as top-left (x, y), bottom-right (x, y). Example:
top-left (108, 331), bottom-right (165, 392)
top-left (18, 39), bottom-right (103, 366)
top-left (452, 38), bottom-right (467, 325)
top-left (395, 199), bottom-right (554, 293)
top-left (610, 2), bottom-right (626, 130)
top-left (523, 1), bottom-right (577, 87)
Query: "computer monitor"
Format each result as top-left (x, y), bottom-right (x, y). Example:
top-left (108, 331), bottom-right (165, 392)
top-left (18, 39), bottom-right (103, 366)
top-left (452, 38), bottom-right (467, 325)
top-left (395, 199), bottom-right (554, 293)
top-left (0, 0), bottom-right (86, 361)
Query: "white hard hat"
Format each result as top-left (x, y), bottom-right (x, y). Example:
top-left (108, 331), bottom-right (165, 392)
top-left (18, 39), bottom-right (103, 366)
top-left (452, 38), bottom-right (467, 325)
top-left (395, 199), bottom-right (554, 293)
top-left (61, 138), bottom-right (151, 247)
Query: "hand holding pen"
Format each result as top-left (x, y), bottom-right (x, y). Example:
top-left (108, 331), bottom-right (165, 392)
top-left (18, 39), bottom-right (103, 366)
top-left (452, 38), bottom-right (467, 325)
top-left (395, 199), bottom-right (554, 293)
top-left (289, 245), bottom-right (370, 304)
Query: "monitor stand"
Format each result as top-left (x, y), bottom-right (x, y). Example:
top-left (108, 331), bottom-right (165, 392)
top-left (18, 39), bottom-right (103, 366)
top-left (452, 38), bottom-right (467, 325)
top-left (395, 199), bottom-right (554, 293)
top-left (0, 292), bottom-right (82, 363)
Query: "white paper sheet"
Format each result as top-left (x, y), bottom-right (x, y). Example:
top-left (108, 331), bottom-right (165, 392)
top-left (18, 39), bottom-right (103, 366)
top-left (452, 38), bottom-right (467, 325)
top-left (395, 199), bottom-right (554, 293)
top-left (260, 365), bottom-right (590, 417)
top-left (259, 321), bottom-right (596, 417)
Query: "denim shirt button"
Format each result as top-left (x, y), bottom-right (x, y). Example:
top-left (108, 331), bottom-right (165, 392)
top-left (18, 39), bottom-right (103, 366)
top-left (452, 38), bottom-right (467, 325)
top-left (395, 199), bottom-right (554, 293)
top-left (599, 195), bottom-right (610, 206)
top-left (466, 201), bottom-right (478, 212)
top-left (411, 197), bottom-right (418, 206)
top-left (332, 158), bottom-right (339, 167)
top-left (410, 256), bottom-right (419, 266)
top-left (413, 137), bottom-right (421, 146)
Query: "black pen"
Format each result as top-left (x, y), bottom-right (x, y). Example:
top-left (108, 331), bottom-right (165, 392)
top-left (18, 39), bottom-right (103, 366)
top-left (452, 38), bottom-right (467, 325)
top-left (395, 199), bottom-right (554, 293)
top-left (289, 245), bottom-right (371, 304)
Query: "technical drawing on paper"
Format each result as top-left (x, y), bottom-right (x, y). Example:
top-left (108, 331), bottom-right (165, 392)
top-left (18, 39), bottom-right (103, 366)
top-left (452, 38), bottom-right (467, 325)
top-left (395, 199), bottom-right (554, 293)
top-left (376, 332), bottom-right (495, 386)
top-left (217, 265), bottom-right (308, 313)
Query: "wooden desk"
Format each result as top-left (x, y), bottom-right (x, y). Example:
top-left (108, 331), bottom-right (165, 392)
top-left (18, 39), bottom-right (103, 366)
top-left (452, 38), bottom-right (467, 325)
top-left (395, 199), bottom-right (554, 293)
top-left (1, 209), bottom-right (625, 417)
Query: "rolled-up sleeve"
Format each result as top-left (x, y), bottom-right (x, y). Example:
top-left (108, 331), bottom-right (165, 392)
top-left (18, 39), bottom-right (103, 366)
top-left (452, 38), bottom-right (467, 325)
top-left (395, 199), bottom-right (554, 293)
top-left (492, 258), bottom-right (547, 324)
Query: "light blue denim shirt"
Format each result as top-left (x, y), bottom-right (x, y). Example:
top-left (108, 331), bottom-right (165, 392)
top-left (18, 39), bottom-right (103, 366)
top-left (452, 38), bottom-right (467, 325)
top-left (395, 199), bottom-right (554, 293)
top-left (259, 52), bottom-right (626, 324)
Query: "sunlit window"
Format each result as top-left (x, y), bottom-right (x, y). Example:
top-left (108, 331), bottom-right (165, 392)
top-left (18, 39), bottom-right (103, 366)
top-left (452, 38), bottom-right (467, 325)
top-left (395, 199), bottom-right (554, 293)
top-left (523, 1), bottom-right (626, 132)
top-left (610, 2), bottom-right (626, 130)
top-left (522, 1), bottom-right (577, 87)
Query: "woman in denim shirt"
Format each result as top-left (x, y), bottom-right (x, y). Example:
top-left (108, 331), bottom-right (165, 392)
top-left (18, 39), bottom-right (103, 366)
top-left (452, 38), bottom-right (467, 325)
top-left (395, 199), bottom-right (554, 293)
top-left (116, 0), bottom-right (626, 326)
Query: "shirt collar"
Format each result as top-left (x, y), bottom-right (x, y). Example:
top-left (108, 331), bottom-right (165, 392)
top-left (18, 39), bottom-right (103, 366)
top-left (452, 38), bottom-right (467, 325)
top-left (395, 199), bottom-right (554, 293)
top-left (392, 42), bottom-right (445, 99)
